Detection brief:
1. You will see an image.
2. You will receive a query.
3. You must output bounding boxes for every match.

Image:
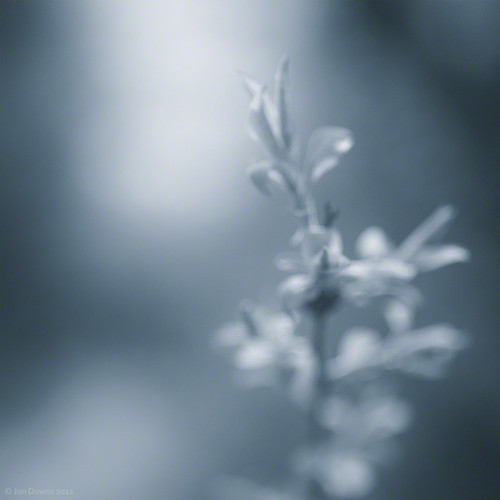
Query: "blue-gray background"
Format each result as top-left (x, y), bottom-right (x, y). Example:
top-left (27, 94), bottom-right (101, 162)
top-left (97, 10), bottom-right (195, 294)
top-left (1, 1), bottom-right (499, 499)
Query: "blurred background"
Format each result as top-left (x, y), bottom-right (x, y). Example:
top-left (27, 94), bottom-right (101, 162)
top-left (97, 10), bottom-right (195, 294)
top-left (1, 1), bottom-right (499, 499)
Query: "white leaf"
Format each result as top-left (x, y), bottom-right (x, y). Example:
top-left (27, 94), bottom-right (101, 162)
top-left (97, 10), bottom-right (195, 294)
top-left (321, 453), bottom-right (376, 498)
top-left (328, 328), bottom-right (381, 378)
top-left (247, 88), bottom-right (284, 158)
top-left (234, 341), bottom-right (274, 369)
top-left (273, 252), bottom-right (305, 272)
top-left (413, 244), bottom-right (470, 271)
top-left (239, 71), bottom-right (264, 98)
top-left (305, 127), bottom-right (354, 183)
top-left (311, 157), bottom-right (339, 182)
top-left (279, 274), bottom-right (317, 310)
top-left (343, 259), bottom-right (416, 281)
top-left (387, 325), bottom-right (469, 379)
top-left (246, 161), bottom-right (286, 196)
top-left (290, 228), bottom-right (305, 246)
top-left (374, 259), bottom-right (417, 280)
top-left (265, 313), bottom-right (295, 344)
top-left (300, 225), bottom-right (343, 265)
top-left (274, 54), bottom-right (293, 150)
top-left (397, 205), bottom-right (456, 260)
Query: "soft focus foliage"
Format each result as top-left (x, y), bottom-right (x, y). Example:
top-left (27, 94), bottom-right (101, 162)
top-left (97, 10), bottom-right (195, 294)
top-left (214, 57), bottom-right (469, 499)
top-left (213, 302), bottom-right (315, 406)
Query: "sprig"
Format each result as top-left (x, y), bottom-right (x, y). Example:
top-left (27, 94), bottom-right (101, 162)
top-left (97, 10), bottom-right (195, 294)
top-left (213, 57), bottom-right (469, 499)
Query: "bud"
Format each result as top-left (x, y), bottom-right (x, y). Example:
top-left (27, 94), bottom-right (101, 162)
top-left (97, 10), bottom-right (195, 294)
top-left (237, 300), bottom-right (258, 336)
top-left (323, 202), bottom-right (339, 228)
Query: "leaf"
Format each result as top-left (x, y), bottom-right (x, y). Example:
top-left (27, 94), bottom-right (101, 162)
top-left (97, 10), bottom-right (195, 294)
top-left (247, 88), bottom-right (284, 158)
top-left (279, 274), bottom-right (317, 310)
top-left (274, 54), bottom-right (293, 150)
top-left (305, 126), bottom-right (354, 182)
top-left (386, 324), bottom-right (469, 379)
top-left (238, 70), bottom-right (263, 98)
top-left (327, 328), bottom-right (382, 379)
top-left (298, 225), bottom-right (343, 267)
top-left (412, 244), bottom-right (470, 272)
top-left (343, 259), bottom-right (417, 281)
top-left (246, 161), bottom-right (287, 196)
top-left (234, 340), bottom-right (275, 369)
top-left (273, 251), bottom-right (305, 272)
top-left (321, 452), bottom-right (376, 499)
top-left (397, 205), bottom-right (456, 260)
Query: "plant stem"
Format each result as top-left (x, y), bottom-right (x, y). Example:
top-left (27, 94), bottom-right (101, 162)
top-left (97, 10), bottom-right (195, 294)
top-left (305, 309), bottom-right (331, 500)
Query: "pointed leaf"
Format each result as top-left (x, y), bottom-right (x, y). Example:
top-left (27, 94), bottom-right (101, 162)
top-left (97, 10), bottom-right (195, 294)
top-left (305, 127), bottom-right (354, 182)
top-left (247, 88), bottom-right (284, 158)
top-left (413, 244), bottom-right (470, 271)
top-left (387, 325), bottom-right (469, 379)
top-left (274, 54), bottom-right (293, 150)
top-left (343, 259), bottom-right (416, 281)
top-left (246, 161), bottom-right (286, 196)
top-left (397, 205), bottom-right (456, 260)
top-left (239, 71), bottom-right (263, 98)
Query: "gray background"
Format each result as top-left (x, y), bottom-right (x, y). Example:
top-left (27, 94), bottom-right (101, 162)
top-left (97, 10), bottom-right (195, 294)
top-left (1, 1), bottom-right (499, 499)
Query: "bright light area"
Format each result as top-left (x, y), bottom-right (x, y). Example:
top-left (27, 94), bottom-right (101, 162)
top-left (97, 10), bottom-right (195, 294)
top-left (73, 1), bottom-right (293, 229)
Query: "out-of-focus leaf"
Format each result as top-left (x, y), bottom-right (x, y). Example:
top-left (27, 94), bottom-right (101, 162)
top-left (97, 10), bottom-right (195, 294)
top-left (328, 328), bottom-right (382, 379)
top-left (301, 225), bottom-right (342, 262)
top-left (246, 161), bottom-right (287, 196)
top-left (274, 54), bottom-right (293, 150)
top-left (413, 244), bottom-right (470, 271)
top-left (248, 88), bottom-right (284, 158)
top-left (239, 70), bottom-right (263, 98)
top-left (320, 452), bottom-right (376, 499)
top-left (397, 205), bottom-right (456, 259)
top-left (305, 126), bottom-right (354, 182)
top-left (234, 341), bottom-right (275, 369)
top-left (385, 324), bottom-right (469, 379)
top-left (273, 251), bottom-right (305, 272)
top-left (343, 259), bottom-right (417, 281)
top-left (279, 274), bottom-right (317, 310)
